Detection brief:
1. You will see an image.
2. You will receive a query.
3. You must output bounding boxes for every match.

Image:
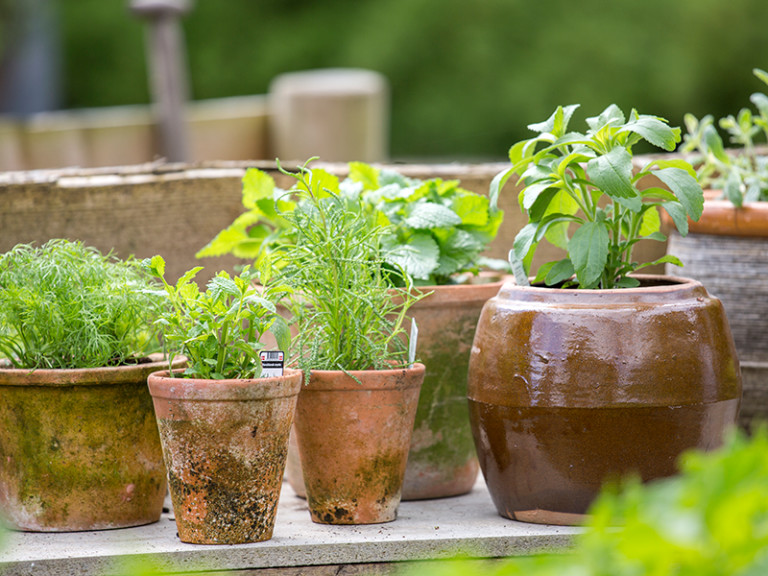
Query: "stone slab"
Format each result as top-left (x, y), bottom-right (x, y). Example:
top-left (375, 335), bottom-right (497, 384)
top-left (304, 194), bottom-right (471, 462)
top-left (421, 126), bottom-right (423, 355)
top-left (0, 479), bottom-right (580, 576)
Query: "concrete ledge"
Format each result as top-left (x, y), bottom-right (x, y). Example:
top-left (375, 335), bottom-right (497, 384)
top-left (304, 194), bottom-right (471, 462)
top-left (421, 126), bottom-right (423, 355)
top-left (0, 479), bottom-right (579, 575)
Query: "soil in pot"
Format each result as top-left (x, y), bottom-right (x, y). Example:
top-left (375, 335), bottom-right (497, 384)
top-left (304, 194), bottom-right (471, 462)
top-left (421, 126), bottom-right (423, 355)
top-left (468, 276), bottom-right (741, 525)
top-left (148, 368), bottom-right (302, 545)
top-left (293, 363), bottom-right (425, 525)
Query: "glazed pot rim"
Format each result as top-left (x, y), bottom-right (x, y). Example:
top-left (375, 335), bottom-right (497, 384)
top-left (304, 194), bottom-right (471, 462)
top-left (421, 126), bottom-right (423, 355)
top-left (0, 355), bottom-right (184, 386)
top-left (498, 274), bottom-right (708, 304)
top-left (147, 367), bottom-right (304, 401)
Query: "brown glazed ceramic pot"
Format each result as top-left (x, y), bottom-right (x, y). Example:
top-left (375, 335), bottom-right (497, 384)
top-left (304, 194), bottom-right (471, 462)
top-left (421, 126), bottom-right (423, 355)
top-left (401, 277), bottom-right (505, 500)
top-left (0, 357), bottom-right (179, 532)
top-left (293, 363), bottom-right (425, 525)
top-left (468, 275), bottom-right (741, 526)
top-left (148, 368), bottom-right (302, 544)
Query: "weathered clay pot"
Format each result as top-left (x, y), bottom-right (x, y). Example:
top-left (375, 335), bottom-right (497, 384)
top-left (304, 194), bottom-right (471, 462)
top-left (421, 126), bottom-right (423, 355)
top-left (666, 196), bottom-right (768, 432)
top-left (468, 275), bottom-right (741, 526)
top-left (293, 363), bottom-right (425, 525)
top-left (0, 357), bottom-right (178, 532)
top-left (401, 276), bottom-right (505, 500)
top-left (147, 368), bottom-right (302, 544)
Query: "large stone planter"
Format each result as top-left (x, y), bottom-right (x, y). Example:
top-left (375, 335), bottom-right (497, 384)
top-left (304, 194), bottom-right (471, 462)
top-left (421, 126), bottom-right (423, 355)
top-left (468, 276), bottom-right (741, 525)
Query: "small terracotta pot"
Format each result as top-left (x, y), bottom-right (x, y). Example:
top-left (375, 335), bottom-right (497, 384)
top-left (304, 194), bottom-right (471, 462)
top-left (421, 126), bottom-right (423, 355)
top-left (401, 276), bottom-right (505, 500)
top-left (0, 357), bottom-right (180, 532)
top-left (148, 368), bottom-right (302, 544)
top-left (293, 363), bottom-right (425, 525)
top-left (468, 275), bottom-right (741, 525)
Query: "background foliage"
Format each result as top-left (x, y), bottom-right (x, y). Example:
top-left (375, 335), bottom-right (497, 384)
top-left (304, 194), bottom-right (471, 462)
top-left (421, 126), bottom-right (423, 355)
top-left (45, 0), bottom-right (768, 159)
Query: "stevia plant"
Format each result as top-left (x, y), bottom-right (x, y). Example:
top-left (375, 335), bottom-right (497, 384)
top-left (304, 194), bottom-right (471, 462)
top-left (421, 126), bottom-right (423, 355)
top-left (0, 239), bottom-right (164, 369)
top-left (196, 161), bottom-right (506, 286)
top-left (144, 257), bottom-right (291, 379)
top-left (491, 104), bottom-right (704, 289)
top-left (681, 67), bottom-right (768, 207)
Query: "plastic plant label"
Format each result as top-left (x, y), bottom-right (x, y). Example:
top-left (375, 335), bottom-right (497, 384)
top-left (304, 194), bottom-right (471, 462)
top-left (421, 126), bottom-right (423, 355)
top-left (408, 318), bottom-right (418, 367)
top-left (259, 350), bottom-right (285, 378)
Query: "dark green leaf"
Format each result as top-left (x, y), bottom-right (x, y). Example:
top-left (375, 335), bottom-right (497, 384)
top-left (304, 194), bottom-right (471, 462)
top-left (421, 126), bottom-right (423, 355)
top-left (652, 167), bottom-right (704, 221)
top-left (568, 220), bottom-right (610, 288)
top-left (662, 201), bottom-right (689, 237)
top-left (587, 147), bottom-right (642, 211)
top-left (545, 258), bottom-right (575, 286)
top-left (382, 232), bottom-right (440, 280)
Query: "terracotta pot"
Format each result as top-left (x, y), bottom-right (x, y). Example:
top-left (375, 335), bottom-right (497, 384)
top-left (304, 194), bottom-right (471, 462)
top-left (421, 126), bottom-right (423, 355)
top-left (293, 363), bottom-right (425, 524)
top-left (0, 357), bottom-right (179, 532)
top-left (468, 275), bottom-right (741, 526)
top-left (401, 276), bottom-right (505, 500)
top-left (665, 193), bottom-right (768, 432)
top-left (147, 368), bottom-right (302, 544)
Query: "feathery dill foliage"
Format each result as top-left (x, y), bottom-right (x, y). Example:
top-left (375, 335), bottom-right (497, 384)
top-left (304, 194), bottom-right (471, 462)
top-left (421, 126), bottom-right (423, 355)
top-left (144, 257), bottom-right (291, 380)
top-left (0, 239), bottom-right (164, 369)
top-left (272, 160), bottom-right (423, 373)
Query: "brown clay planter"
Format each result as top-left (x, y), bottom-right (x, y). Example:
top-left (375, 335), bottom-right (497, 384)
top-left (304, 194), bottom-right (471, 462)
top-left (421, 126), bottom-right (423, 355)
top-left (147, 368), bottom-right (302, 544)
top-left (401, 276), bottom-right (505, 500)
top-left (0, 357), bottom-right (180, 532)
top-left (665, 194), bottom-right (768, 432)
top-left (468, 275), bottom-right (741, 526)
top-left (293, 363), bottom-right (425, 525)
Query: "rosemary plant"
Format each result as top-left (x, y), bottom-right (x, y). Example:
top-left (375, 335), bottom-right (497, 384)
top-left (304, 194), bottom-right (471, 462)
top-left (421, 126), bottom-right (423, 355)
top-left (0, 239), bottom-right (164, 369)
top-left (269, 160), bottom-right (423, 374)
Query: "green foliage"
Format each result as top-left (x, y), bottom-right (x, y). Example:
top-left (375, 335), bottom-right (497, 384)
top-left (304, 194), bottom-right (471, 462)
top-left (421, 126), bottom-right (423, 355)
top-left (492, 104), bottom-right (704, 289)
top-left (144, 256), bottom-right (291, 380)
top-left (0, 239), bottom-right (163, 369)
top-left (400, 429), bottom-right (768, 576)
top-left (266, 160), bottom-right (423, 374)
top-left (682, 68), bottom-right (768, 206)
top-left (197, 162), bottom-right (506, 286)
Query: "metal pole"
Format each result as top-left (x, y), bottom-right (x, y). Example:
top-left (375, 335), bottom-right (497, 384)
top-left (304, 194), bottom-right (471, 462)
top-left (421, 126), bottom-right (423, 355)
top-left (130, 0), bottom-right (192, 163)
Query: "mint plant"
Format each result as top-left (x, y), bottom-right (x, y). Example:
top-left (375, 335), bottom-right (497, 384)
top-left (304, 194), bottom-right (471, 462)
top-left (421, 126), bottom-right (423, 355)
top-left (144, 257), bottom-right (291, 379)
top-left (0, 239), bottom-right (164, 369)
top-left (491, 104), bottom-right (704, 289)
top-left (681, 68), bottom-right (768, 206)
top-left (266, 160), bottom-right (423, 375)
top-left (197, 162), bottom-right (506, 286)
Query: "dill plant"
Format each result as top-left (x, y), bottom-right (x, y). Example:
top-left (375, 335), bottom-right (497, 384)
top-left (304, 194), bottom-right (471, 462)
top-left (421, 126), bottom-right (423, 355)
top-left (269, 160), bottom-right (423, 374)
top-left (0, 239), bottom-right (164, 369)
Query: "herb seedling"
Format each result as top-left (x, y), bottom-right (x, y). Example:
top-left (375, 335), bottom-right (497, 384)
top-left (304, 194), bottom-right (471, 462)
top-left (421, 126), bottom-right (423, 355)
top-left (144, 256), bottom-right (291, 379)
top-left (681, 68), bottom-right (768, 206)
top-left (491, 104), bottom-right (704, 289)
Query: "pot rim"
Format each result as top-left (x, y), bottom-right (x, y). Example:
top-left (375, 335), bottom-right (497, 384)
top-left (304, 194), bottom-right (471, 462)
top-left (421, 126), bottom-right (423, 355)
top-left (147, 367), bottom-right (304, 401)
top-left (497, 274), bottom-right (708, 304)
top-left (0, 355), bottom-right (184, 386)
top-left (662, 190), bottom-right (768, 237)
top-left (305, 362), bottom-right (426, 392)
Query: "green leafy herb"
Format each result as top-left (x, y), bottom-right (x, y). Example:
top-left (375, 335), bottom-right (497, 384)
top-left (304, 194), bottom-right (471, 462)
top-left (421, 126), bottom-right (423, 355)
top-left (197, 162), bottom-right (506, 286)
top-left (0, 239), bottom-right (164, 369)
top-left (144, 257), bottom-right (291, 380)
top-left (267, 160), bottom-right (424, 375)
top-left (681, 68), bottom-right (768, 206)
top-left (491, 104), bottom-right (704, 289)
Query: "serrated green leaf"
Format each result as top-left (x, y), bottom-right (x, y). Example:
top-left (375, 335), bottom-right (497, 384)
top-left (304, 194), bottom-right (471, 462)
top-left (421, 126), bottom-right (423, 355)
top-left (639, 205), bottom-right (661, 237)
top-left (528, 104), bottom-right (580, 135)
top-left (662, 201), bottom-right (689, 237)
top-left (513, 222), bottom-right (539, 262)
top-left (620, 115), bottom-right (680, 151)
top-left (348, 161), bottom-right (380, 190)
top-left (382, 232), bottom-right (440, 280)
top-left (545, 258), bottom-right (575, 286)
top-left (451, 193), bottom-right (490, 226)
top-left (569, 220), bottom-right (609, 288)
top-left (268, 315), bottom-right (291, 353)
top-left (404, 203), bottom-right (462, 229)
top-left (652, 167), bottom-right (704, 221)
top-left (242, 168), bottom-right (276, 209)
top-left (587, 146), bottom-right (641, 211)
top-left (586, 104), bottom-right (625, 132)
top-left (724, 171), bottom-right (744, 207)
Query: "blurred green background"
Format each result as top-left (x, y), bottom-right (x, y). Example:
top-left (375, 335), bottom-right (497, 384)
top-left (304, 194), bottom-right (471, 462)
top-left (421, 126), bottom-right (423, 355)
top-left (7, 0), bottom-right (768, 160)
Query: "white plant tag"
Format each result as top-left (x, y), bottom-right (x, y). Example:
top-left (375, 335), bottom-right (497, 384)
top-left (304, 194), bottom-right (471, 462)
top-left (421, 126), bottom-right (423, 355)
top-left (259, 350), bottom-right (285, 378)
top-left (408, 318), bottom-right (418, 366)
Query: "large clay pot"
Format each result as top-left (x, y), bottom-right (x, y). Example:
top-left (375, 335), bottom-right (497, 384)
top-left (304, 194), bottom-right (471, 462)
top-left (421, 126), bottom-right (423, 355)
top-left (293, 363), bottom-right (425, 525)
top-left (0, 357), bottom-right (179, 532)
top-left (147, 368), bottom-right (302, 544)
top-left (666, 197), bottom-right (768, 432)
top-left (401, 276), bottom-right (505, 500)
top-left (468, 275), bottom-right (741, 526)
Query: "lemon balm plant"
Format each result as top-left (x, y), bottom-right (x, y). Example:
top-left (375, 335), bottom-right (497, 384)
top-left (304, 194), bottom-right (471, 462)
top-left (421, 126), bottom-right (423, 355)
top-left (491, 104), bottom-right (704, 289)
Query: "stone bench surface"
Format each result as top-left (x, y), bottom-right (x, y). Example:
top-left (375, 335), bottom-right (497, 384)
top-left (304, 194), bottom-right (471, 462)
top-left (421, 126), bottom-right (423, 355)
top-left (0, 479), bottom-right (579, 576)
